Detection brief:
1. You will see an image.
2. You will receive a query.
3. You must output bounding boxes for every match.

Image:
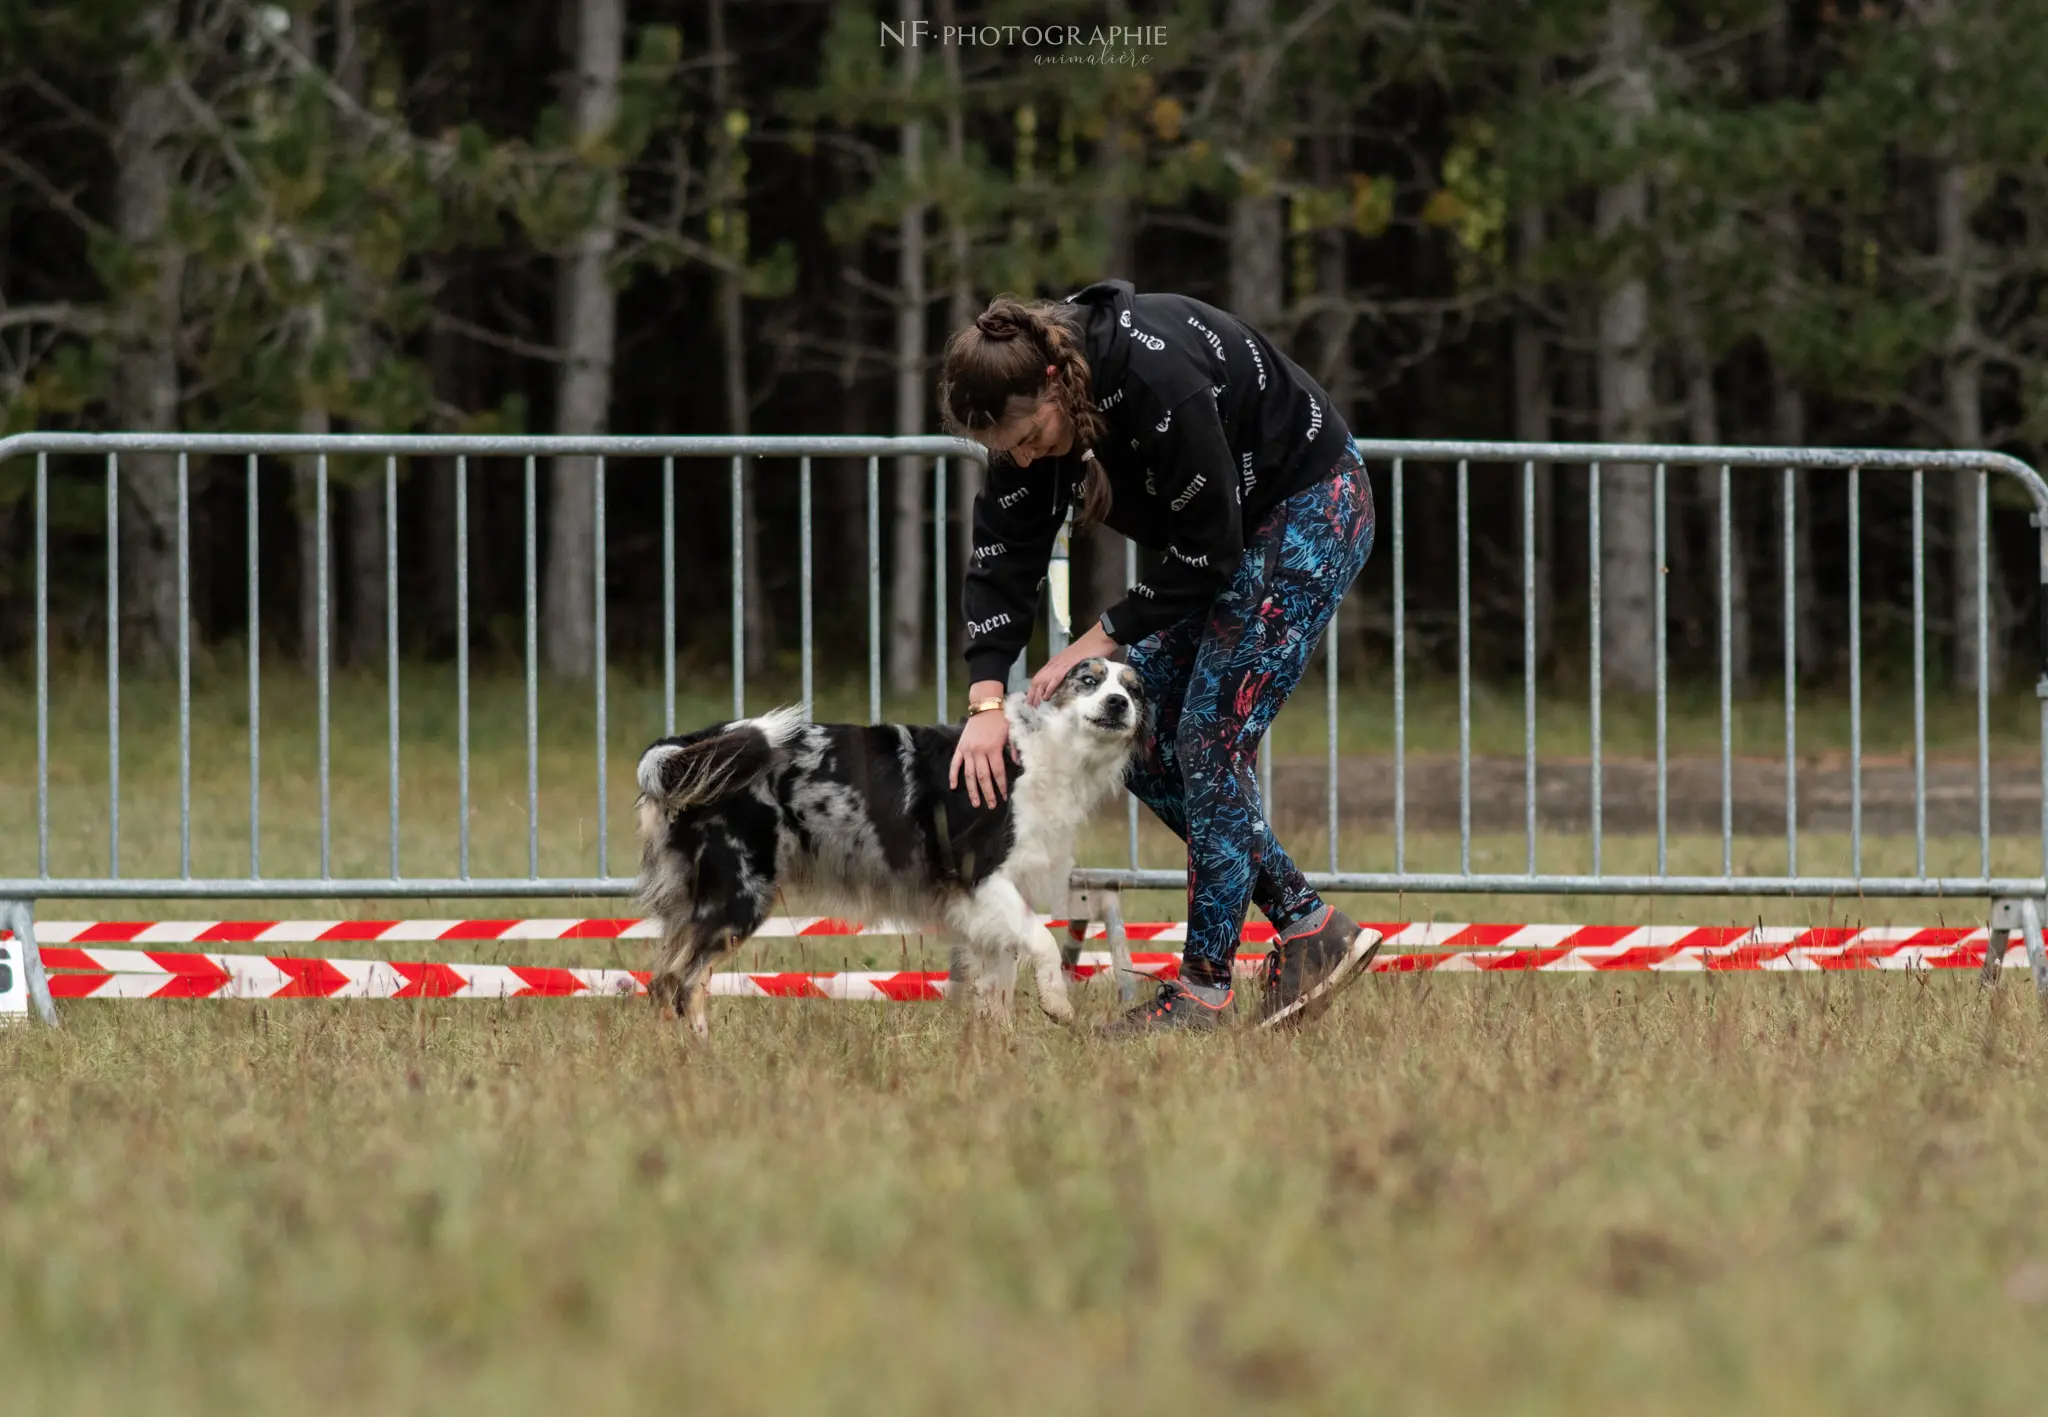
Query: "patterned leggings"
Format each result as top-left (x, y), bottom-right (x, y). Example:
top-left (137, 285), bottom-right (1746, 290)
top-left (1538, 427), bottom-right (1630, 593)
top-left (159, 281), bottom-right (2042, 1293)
top-left (1124, 440), bottom-right (1376, 987)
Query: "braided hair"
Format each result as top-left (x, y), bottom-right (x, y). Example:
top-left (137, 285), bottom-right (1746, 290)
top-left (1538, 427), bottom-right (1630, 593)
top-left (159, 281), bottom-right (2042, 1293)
top-left (939, 295), bottom-right (1112, 528)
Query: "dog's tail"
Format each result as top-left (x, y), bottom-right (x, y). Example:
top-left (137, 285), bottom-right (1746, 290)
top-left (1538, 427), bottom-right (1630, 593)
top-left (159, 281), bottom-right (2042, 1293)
top-left (636, 706), bottom-right (804, 816)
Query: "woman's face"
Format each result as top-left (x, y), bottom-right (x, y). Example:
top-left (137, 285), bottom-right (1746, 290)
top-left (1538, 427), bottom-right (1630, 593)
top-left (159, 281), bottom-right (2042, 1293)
top-left (979, 391), bottom-right (1073, 468)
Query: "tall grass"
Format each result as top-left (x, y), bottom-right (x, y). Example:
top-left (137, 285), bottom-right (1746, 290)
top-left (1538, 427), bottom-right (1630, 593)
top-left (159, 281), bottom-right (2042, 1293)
top-left (5, 980), bottom-right (2047, 1414)
top-left (5, 663), bottom-right (2045, 1413)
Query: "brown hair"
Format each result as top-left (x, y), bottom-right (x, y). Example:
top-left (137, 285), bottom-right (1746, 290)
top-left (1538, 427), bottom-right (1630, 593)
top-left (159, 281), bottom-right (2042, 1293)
top-left (939, 294), bottom-right (1112, 527)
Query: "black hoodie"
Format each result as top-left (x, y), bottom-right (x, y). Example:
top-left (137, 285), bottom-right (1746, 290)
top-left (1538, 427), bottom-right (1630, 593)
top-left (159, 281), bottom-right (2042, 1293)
top-left (961, 280), bottom-right (1352, 688)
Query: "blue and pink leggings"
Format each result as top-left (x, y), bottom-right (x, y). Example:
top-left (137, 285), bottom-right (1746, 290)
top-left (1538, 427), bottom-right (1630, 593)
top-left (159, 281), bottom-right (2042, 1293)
top-left (1123, 440), bottom-right (1375, 988)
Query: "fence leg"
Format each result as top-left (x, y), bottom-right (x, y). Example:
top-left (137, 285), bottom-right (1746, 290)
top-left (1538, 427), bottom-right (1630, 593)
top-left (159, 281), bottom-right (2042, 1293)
top-left (0, 899), bottom-right (59, 1027)
top-left (1101, 890), bottom-right (1136, 1005)
top-left (1060, 886), bottom-right (1136, 1005)
top-left (1060, 887), bottom-right (1090, 977)
top-left (2024, 899), bottom-right (2048, 999)
top-left (1981, 926), bottom-right (2013, 986)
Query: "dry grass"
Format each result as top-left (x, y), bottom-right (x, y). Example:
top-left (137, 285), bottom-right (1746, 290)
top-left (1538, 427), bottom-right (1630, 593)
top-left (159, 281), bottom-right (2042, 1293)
top-left (6, 979), bottom-right (2048, 1415)
top-left (6, 663), bottom-right (2048, 1414)
top-left (2, 658), bottom-right (2039, 934)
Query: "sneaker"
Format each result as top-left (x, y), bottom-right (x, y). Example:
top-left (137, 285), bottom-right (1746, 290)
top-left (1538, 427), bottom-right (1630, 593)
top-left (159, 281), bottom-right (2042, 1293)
top-left (1101, 977), bottom-right (1236, 1037)
top-left (1257, 906), bottom-right (1382, 1029)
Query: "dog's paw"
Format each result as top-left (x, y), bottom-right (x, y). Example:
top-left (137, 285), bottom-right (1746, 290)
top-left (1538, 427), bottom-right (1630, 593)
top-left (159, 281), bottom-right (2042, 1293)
top-left (1037, 988), bottom-right (1075, 1026)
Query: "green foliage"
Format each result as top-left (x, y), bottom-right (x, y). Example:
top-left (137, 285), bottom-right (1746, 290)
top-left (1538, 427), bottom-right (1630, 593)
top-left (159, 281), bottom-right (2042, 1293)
top-left (9, 0), bottom-right (2048, 464)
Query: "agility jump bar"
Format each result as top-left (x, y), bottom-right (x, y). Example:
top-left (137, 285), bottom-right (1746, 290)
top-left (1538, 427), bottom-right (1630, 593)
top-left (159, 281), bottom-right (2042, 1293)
top-left (3, 922), bottom-right (2030, 1002)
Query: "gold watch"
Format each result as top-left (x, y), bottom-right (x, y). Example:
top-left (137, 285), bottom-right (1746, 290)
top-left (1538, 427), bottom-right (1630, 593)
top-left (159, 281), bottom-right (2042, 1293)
top-left (965, 697), bottom-right (1006, 718)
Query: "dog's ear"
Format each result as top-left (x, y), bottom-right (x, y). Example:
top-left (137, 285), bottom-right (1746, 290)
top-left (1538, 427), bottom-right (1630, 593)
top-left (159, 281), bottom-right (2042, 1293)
top-left (1117, 665), bottom-right (1151, 724)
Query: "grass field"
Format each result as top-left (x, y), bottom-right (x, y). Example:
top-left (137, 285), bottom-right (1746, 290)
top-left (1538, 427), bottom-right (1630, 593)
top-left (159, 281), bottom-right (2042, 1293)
top-left (6, 662), bottom-right (2048, 1413)
top-left (7, 980), bottom-right (2048, 1415)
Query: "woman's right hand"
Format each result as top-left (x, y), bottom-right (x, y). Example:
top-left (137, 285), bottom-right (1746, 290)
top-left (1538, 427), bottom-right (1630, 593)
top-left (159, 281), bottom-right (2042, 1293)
top-left (950, 691), bottom-right (1017, 808)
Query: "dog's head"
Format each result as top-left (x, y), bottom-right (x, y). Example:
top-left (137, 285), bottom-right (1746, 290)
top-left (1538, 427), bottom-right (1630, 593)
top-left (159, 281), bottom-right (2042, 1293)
top-left (1036, 656), bottom-right (1148, 751)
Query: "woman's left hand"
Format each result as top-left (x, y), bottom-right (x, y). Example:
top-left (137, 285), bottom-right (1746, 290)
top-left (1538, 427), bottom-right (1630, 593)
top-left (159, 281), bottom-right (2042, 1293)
top-left (1028, 622), bottom-right (1123, 706)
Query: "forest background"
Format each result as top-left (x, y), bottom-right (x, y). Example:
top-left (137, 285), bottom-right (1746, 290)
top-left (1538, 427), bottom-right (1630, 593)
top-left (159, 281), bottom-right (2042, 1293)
top-left (3, 0), bottom-right (2044, 710)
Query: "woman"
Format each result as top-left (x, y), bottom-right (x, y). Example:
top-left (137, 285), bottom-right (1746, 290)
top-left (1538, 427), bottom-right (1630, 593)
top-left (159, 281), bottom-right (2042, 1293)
top-left (941, 279), bottom-right (1380, 1033)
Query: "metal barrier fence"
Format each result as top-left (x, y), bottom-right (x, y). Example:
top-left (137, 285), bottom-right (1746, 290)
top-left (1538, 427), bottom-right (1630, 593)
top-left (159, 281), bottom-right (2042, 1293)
top-left (4, 432), bottom-right (2047, 1016)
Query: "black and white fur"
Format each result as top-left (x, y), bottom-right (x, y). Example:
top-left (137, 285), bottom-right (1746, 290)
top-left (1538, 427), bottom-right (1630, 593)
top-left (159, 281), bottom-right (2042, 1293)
top-left (634, 659), bottom-right (1146, 1035)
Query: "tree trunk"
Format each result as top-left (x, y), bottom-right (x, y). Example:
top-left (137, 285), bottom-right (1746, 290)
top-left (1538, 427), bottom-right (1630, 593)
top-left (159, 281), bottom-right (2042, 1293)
top-left (1675, 306), bottom-right (1751, 692)
top-left (1771, 377), bottom-right (1825, 681)
top-left (938, 0), bottom-right (982, 617)
top-left (1514, 195), bottom-right (1555, 670)
top-left (415, 0), bottom-right (472, 658)
top-left (108, 2), bottom-right (185, 672)
top-left (1761, 3), bottom-right (1823, 685)
top-left (1909, 0), bottom-right (2007, 692)
top-left (1225, 0), bottom-right (1282, 331)
top-left (1226, 186), bottom-right (1283, 331)
top-left (1308, 88), bottom-right (1354, 406)
top-left (332, 0), bottom-right (385, 670)
top-left (1936, 148), bottom-right (2006, 693)
top-left (887, 0), bottom-right (928, 697)
top-left (346, 479), bottom-right (386, 667)
top-left (1595, 0), bottom-right (1656, 696)
top-left (421, 305), bottom-right (462, 657)
top-left (833, 235), bottom-right (871, 615)
top-left (295, 407), bottom-right (330, 671)
top-left (544, 0), bottom-right (622, 680)
top-left (1086, 12), bottom-right (1137, 627)
top-left (707, 0), bottom-right (770, 676)
top-left (286, 9), bottom-right (345, 675)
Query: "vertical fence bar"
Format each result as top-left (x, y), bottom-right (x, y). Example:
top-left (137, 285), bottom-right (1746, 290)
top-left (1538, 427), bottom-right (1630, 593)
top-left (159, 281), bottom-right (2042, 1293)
top-left (864, 455), bottom-right (889, 717)
top-left (1654, 463), bottom-right (1668, 875)
top-left (1327, 608), bottom-right (1340, 875)
top-left (595, 456), bottom-right (609, 879)
top-left (314, 454), bottom-right (329, 878)
top-left (1782, 466), bottom-right (1797, 878)
top-left (1849, 468), bottom-right (1863, 878)
top-left (247, 455), bottom-right (261, 878)
top-left (525, 455), bottom-right (539, 879)
top-left (732, 455), bottom-right (745, 720)
top-left (179, 452), bottom-right (192, 879)
top-left (936, 457), bottom-right (949, 722)
top-left (1719, 463), bottom-right (1733, 877)
top-left (1978, 468), bottom-right (1992, 879)
top-left (801, 456), bottom-right (815, 721)
top-left (1051, 514), bottom-right (1074, 667)
top-left (1457, 458), bottom-right (1471, 875)
top-left (663, 456), bottom-right (676, 735)
top-left (34, 454), bottom-right (48, 878)
top-left (385, 456), bottom-right (399, 880)
top-left (457, 454), bottom-right (471, 880)
top-left (1393, 457), bottom-right (1406, 875)
top-left (1912, 469), bottom-right (1927, 876)
top-left (106, 453), bottom-right (119, 878)
top-left (2037, 492), bottom-right (2048, 895)
top-left (1589, 462), bottom-right (1602, 877)
top-left (1127, 537), bottom-right (1140, 868)
top-left (1523, 459), bottom-right (1537, 876)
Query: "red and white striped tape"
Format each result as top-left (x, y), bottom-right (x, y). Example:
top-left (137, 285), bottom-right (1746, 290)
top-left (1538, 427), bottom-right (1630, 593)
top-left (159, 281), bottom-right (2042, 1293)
top-left (5, 922), bottom-right (2028, 1002)
top-left (5, 919), bottom-right (2020, 956)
